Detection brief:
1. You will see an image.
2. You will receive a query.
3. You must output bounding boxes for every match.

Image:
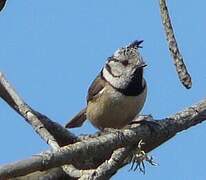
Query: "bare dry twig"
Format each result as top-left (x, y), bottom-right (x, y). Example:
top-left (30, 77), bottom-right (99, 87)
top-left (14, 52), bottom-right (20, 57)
top-left (159, 0), bottom-right (192, 89)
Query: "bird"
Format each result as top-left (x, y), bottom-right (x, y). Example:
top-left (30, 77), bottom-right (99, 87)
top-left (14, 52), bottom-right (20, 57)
top-left (65, 40), bottom-right (147, 130)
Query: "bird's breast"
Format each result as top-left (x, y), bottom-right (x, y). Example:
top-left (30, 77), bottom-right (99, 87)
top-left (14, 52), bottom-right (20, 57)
top-left (86, 84), bottom-right (147, 129)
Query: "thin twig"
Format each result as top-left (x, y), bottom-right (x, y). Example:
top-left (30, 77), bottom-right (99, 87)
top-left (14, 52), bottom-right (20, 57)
top-left (159, 0), bottom-right (192, 89)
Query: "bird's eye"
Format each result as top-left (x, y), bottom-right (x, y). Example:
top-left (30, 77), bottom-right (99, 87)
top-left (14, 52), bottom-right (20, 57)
top-left (121, 60), bottom-right (129, 66)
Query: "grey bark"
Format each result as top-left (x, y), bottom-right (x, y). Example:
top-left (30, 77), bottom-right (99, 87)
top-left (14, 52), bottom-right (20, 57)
top-left (0, 95), bottom-right (206, 179)
top-left (159, 0), bottom-right (192, 89)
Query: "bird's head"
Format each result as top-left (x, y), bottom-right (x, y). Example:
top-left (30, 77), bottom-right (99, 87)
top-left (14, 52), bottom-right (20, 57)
top-left (102, 40), bottom-right (147, 89)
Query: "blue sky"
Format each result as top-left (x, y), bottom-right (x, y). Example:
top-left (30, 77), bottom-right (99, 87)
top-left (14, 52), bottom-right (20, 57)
top-left (0, 1), bottom-right (206, 179)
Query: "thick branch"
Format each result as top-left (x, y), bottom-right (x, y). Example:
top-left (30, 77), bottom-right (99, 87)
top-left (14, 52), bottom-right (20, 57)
top-left (79, 147), bottom-right (131, 180)
top-left (10, 168), bottom-right (70, 180)
top-left (1, 98), bottom-right (205, 179)
top-left (159, 0), bottom-right (192, 89)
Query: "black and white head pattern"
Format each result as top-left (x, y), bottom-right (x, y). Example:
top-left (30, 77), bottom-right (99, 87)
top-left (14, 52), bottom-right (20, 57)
top-left (102, 40), bottom-right (146, 90)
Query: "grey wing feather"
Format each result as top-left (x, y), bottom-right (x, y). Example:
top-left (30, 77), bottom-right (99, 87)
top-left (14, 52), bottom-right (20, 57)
top-left (87, 74), bottom-right (105, 102)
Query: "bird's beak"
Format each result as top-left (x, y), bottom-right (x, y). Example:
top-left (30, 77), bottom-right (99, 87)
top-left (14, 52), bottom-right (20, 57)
top-left (127, 40), bottom-right (144, 49)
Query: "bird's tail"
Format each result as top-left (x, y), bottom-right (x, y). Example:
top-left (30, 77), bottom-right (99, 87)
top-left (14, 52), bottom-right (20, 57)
top-left (65, 108), bottom-right (87, 128)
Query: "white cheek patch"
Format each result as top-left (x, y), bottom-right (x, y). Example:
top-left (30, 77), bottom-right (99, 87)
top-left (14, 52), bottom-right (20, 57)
top-left (108, 61), bottom-right (122, 77)
top-left (102, 67), bottom-right (131, 89)
top-left (111, 68), bottom-right (122, 77)
top-left (103, 68), bottom-right (118, 87)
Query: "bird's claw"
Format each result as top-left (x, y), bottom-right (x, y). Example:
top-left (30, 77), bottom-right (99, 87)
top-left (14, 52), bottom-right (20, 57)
top-left (129, 139), bottom-right (157, 174)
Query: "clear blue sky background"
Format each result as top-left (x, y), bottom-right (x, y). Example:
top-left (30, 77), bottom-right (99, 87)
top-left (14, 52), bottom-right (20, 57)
top-left (0, 1), bottom-right (205, 179)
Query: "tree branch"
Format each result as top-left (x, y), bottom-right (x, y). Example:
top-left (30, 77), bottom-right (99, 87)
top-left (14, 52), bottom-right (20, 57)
top-left (79, 147), bottom-right (131, 180)
top-left (1, 98), bottom-right (205, 179)
top-left (0, 72), bottom-right (79, 179)
top-left (159, 0), bottom-right (192, 89)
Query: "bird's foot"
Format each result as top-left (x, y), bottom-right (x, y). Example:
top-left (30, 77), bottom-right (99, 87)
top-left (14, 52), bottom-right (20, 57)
top-left (129, 139), bottom-right (157, 173)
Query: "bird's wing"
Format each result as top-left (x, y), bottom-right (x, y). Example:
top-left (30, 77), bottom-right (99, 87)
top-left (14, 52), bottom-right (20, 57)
top-left (87, 74), bottom-right (106, 102)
